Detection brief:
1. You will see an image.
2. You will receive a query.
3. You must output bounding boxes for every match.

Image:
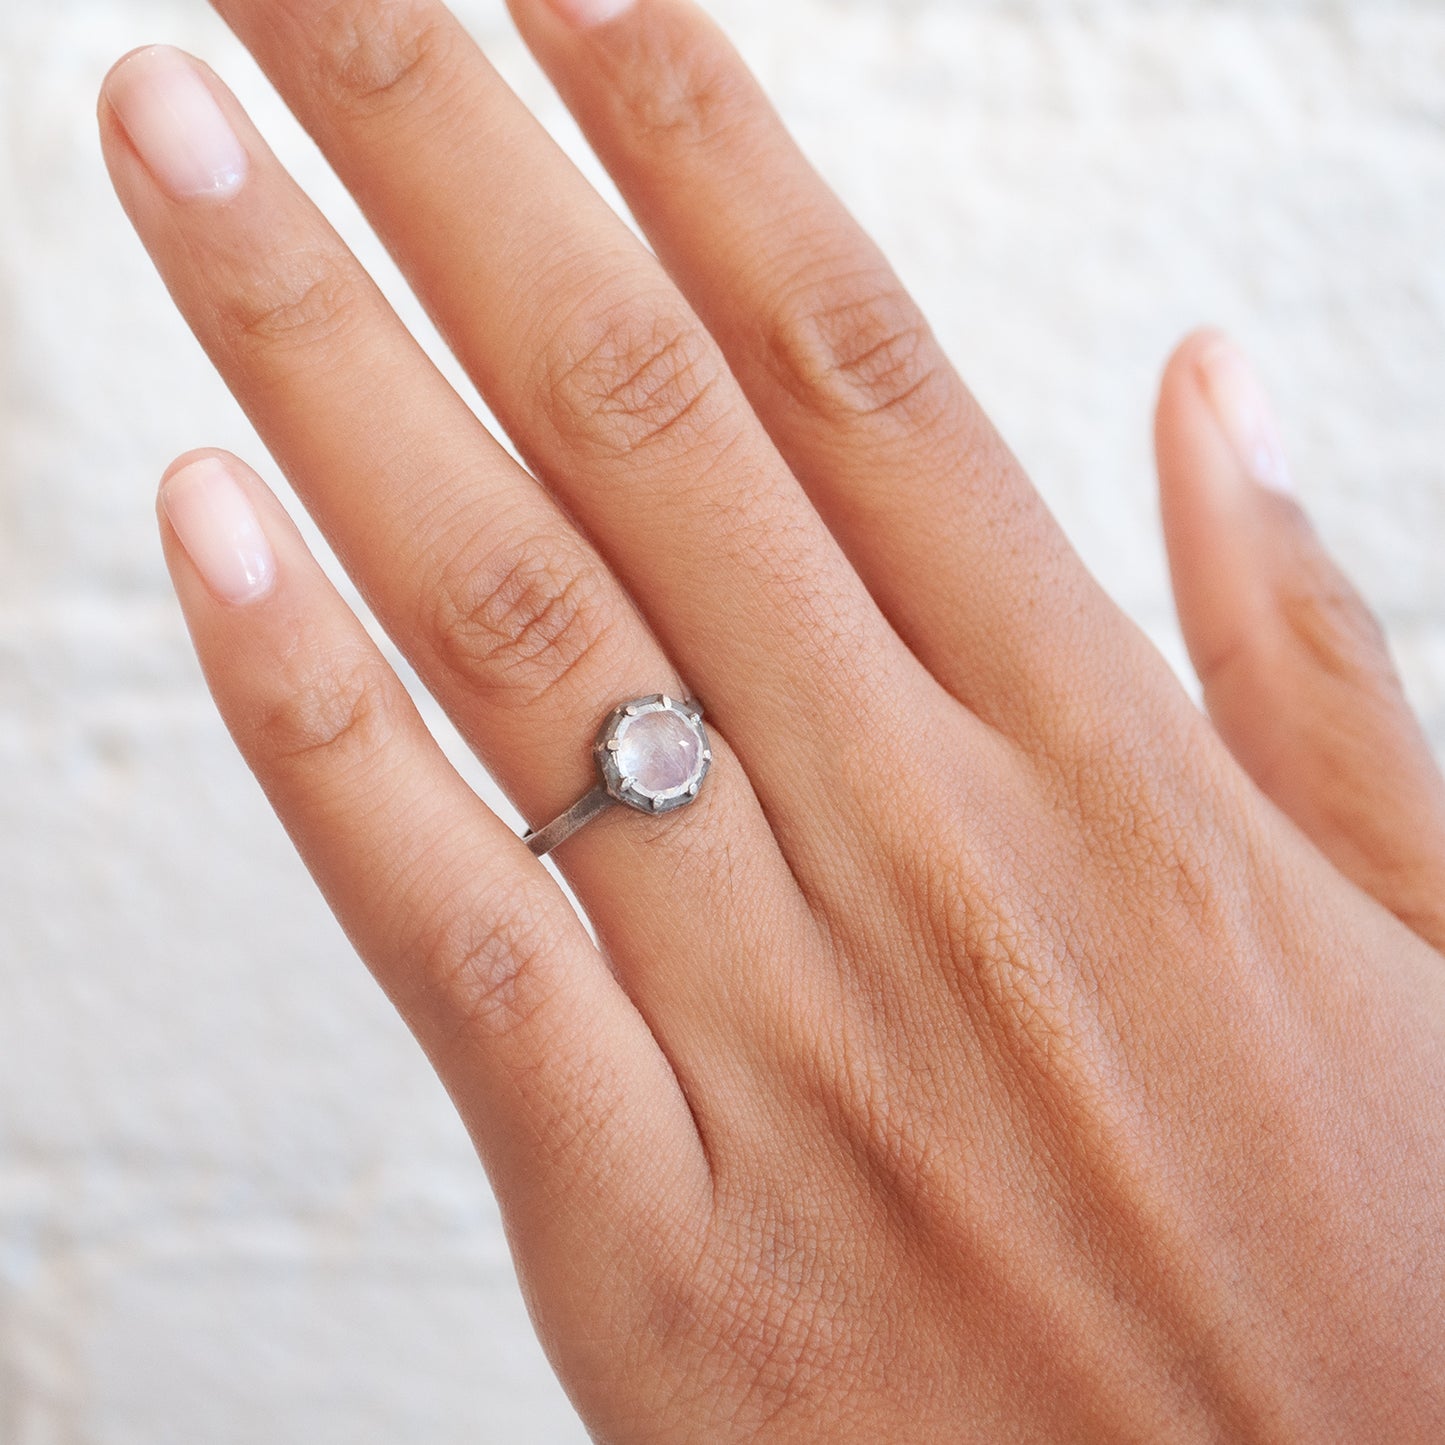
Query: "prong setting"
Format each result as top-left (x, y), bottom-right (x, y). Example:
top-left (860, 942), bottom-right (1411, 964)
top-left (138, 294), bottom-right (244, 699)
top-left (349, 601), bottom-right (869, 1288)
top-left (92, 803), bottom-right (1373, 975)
top-left (594, 694), bottom-right (712, 818)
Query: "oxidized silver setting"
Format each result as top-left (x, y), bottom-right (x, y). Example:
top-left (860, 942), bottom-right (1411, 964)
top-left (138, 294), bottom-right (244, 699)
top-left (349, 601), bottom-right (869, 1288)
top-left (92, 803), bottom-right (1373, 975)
top-left (596, 694), bottom-right (712, 815)
top-left (523, 695), bottom-right (712, 857)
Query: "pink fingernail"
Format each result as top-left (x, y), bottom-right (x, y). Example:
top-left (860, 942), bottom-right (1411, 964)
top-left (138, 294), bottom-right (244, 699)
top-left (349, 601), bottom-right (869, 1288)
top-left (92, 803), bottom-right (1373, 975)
top-left (1197, 338), bottom-right (1295, 496)
top-left (106, 45), bottom-right (248, 201)
top-left (542, 0), bottom-right (636, 30)
top-left (161, 456), bottom-right (277, 605)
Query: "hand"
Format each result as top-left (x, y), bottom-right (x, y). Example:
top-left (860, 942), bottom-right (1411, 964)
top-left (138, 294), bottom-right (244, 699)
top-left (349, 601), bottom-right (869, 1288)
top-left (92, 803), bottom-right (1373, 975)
top-left (99, 1), bottom-right (1445, 1438)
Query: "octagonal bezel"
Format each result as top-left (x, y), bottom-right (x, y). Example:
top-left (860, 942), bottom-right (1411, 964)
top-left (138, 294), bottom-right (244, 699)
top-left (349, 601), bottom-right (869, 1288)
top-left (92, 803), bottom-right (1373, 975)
top-left (594, 694), bottom-right (712, 816)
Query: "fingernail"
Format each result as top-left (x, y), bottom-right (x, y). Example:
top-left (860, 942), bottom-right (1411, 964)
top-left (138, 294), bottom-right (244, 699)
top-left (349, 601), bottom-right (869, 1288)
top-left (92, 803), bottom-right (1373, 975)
top-left (161, 456), bottom-right (276, 605)
top-left (542, 0), bottom-right (636, 30)
top-left (1196, 338), bottom-right (1294, 496)
top-left (106, 45), bottom-right (248, 200)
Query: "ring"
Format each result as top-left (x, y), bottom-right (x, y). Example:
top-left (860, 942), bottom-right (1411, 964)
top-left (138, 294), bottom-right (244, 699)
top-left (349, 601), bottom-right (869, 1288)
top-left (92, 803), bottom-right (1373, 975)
top-left (523, 695), bottom-right (713, 858)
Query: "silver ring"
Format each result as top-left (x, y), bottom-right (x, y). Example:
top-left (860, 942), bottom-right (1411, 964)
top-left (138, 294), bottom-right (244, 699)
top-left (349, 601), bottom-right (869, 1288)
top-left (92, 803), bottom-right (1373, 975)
top-left (523, 695), bottom-right (713, 858)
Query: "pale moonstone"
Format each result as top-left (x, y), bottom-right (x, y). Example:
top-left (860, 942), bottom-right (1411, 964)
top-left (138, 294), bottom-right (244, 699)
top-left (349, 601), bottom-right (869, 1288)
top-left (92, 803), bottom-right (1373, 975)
top-left (616, 710), bottom-right (703, 794)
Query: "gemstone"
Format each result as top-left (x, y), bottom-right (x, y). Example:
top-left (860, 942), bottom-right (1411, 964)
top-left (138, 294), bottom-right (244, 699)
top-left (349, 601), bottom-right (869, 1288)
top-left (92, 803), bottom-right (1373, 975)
top-left (596, 696), bottom-right (712, 816)
top-left (614, 708), bottom-right (703, 796)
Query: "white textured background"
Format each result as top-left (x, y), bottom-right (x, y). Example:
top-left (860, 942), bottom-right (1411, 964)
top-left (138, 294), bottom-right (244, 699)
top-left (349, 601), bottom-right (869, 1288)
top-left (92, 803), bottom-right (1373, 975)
top-left (3, 1), bottom-right (1444, 1439)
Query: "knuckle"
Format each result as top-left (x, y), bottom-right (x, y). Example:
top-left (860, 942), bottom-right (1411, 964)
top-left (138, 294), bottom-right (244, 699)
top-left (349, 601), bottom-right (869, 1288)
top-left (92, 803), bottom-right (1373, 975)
top-left (217, 255), bottom-right (360, 363)
top-left (428, 530), bottom-right (622, 707)
top-left (864, 764), bottom-right (1114, 1079)
top-left (764, 268), bottom-right (956, 432)
top-left (942, 879), bottom-right (1102, 1102)
top-left (545, 300), bottom-right (728, 458)
top-left (249, 642), bottom-right (401, 769)
top-left (1279, 541), bottom-right (1395, 689)
top-left (311, 0), bottom-right (458, 116)
top-left (421, 882), bottom-right (565, 1042)
top-left (610, 18), bottom-right (754, 152)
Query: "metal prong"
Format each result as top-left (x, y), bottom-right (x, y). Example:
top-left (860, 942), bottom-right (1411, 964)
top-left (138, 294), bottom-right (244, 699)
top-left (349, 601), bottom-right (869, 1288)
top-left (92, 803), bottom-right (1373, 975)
top-left (624, 705), bottom-right (638, 717)
top-left (661, 694), bottom-right (672, 709)
top-left (703, 749), bottom-right (713, 761)
top-left (688, 783), bottom-right (700, 796)
top-left (652, 795), bottom-right (665, 811)
top-left (605, 739), bottom-right (621, 751)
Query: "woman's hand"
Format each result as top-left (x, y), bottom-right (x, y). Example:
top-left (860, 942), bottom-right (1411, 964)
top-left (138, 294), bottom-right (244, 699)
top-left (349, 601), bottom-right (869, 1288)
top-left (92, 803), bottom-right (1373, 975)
top-left (100, 1), bottom-right (1445, 1438)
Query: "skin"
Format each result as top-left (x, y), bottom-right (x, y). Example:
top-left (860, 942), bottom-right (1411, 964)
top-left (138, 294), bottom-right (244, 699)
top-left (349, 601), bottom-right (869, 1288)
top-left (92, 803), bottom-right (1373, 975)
top-left (98, 0), bottom-right (1445, 1438)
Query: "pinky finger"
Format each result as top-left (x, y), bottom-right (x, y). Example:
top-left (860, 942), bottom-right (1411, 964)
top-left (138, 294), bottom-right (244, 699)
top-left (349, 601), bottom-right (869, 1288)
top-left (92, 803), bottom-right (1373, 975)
top-left (158, 449), bottom-right (711, 1361)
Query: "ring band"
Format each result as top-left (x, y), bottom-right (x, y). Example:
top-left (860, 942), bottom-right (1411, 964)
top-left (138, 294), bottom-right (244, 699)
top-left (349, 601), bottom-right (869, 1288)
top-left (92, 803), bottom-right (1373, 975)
top-left (524, 695), bottom-right (713, 858)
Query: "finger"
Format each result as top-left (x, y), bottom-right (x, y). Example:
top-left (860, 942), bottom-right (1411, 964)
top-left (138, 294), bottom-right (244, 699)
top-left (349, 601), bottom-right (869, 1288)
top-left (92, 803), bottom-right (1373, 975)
top-left (206, 0), bottom-right (934, 829)
top-left (503, 0), bottom-right (1124, 739)
top-left (1157, 330), bottom-right (1445, 951)
top-left (156, 449), bottom-right (711, 1371)
top-left (101, 46), bottom-right (820, 1117)
top-left (98, 45), bottom-right (666, 835)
